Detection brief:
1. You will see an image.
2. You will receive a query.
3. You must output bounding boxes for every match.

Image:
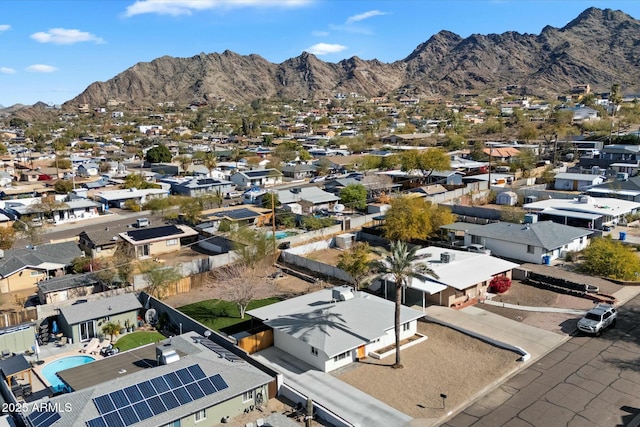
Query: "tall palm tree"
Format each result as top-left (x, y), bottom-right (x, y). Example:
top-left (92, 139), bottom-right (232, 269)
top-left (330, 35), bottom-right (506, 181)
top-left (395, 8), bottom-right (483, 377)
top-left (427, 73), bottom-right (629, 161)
top-left (370, 241), bottom-right (438, 369)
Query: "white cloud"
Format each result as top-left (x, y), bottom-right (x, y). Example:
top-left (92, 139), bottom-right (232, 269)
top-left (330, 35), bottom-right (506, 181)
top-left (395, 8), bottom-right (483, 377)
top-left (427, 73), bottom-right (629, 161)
top-left (26, 64), bottom-right (58, 73)
top-left (304, 43), bottom-right (347, 56)
top-left (0, 25), bottom-right (10, 33)
top-left (125, 0), bottom-right (311, 17)
top-left (0, 67), bottom-right (15, 74)
top-left (346, 10), bottom-right (386, 24)
top-left (30, 28), bottom-right (104, 45)
top-left (312, 30), bottom-right (329, 37)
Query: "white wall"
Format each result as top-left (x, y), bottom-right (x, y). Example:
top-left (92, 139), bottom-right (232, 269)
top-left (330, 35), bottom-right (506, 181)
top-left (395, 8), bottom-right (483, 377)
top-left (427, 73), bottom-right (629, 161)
top-left (465, 235), bottom-right (589, 264)
top-left (273, 329), bottom-right (326, 371)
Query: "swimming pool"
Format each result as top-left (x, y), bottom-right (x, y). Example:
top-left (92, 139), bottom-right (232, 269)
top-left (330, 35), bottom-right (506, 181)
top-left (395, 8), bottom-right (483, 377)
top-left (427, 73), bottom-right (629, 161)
top-left (41, 355), bottom-right (95, 392)
top-left (266, 230), bottom-right (297, 239)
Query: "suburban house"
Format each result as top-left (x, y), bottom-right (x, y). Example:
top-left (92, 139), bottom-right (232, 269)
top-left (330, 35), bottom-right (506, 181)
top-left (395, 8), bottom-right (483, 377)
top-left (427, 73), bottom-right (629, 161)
top-left (77, 163), bottom-right (100, 177)
top-left (94, 188), bottom-right (168, 209)
top-left (578, 144), bottom-right (640, 170)
top-left (377, 246), bottom-right (520, 309)
top-left (7, 198), bottom-right (102, 224)
top-left (22, 331), bottom-right (275, 426)
top-left (57, 293), bottom-right (142, 343)
top-left (463, 221), bottom-right (593, 264)
top-left (484, 147), bottom-right (521, 163)
top-left (274, 186), bottom-right (340, 215)
top-left (37, 274), bottom-right (105, 304)
top-left (280, 164), bottom-right (316, 179)
top-left (78, 224), bottom-right (131, 259)
top-left (0, 241), bottom-right (83, 294)
top-left (230, 169), bottom-right (283, 188)
top-left (198, 206), bottom-right (272, 232)
top-left (164, 177), bottom-right (234, 198)
top-left (523, 195), bottom-right (640, 229)
top-left (118, 224), bottom-right (199, 259)
top-left (586, 175), bottom-right (640, 202)
top-left (247, 286), bottom-right (425, 372)
top-left (553, 172), bottom-right (605, 191)
top-left (560, 105), bottom-right (599, 122)
top-left (0, 184), bottom-right (53, 200)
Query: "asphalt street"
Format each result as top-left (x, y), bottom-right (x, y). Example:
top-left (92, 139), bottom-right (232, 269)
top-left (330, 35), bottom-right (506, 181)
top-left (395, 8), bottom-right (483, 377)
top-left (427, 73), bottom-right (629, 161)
top-left (442, 292), bottom-right (640, 427)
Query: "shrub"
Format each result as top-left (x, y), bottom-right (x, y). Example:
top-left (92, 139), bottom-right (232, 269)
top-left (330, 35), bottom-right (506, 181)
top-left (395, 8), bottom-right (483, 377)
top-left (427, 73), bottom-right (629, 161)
top-left (489, 275), bottom-right (512, 294)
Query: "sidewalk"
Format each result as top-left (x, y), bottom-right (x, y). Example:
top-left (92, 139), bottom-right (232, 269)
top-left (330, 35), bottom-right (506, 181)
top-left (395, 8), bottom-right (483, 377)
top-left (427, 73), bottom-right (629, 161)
top-left (482, 299), bottom-right (587, 315)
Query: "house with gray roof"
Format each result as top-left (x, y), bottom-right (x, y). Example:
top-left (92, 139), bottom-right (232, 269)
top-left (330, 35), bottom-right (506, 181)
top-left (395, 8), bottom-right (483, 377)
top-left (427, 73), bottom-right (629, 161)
top-left (57, 293), bottom-right (142, 343)
top-left (78, 224), bottom-right (130, 259)
top-left (0, 241), bottom-right (83, 294)
top-left (230, 169), bottom-right (283, 188)
top-left (164, 177), bottom-right (233, 198)
top-left (463, 221), bottom-right (593, 264)
top-left (553, 172), bottom-right (605, 191)
top-left (586, 175), bottom-right (640, 202)
top-left (247, 286), bottom-right (425, 372)
top-left (37, 274), bottom-right (104, 304)
top-left (20, 331), bottom-right (275, 427)
top-left (273, 186), bottom-right (340, 214)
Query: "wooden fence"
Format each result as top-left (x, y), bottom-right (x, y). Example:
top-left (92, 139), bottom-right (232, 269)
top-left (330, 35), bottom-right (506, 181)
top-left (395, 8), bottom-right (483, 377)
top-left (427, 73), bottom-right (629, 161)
top-left (237, 329), bottom-right (274, 354)
top-left (162, 272), bottom-right (209, 298)
top-left (0, 308), bottom-right (37, 329)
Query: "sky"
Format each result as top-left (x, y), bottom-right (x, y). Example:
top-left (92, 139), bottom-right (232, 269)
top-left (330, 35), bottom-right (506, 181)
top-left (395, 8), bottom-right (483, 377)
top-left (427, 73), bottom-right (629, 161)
top-left (1, 0), bottom-right (640, 107)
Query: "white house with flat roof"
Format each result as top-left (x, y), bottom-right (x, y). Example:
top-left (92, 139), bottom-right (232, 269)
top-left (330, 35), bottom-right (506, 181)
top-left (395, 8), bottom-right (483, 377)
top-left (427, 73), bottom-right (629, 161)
top-left (553, 172), bottom-right (605, 191)
top-left (523, 195), bottom-right (640, 227)
top-left (94, 188), bottom-right (168, 209)
top-left (246, 286), bottom-right (425, 372)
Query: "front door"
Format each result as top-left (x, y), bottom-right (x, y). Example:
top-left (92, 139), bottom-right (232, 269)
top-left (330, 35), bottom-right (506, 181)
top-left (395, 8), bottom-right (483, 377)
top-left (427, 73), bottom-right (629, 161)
top-left (79, 321), bottom-right (95, 342)
top-left (357, 345), bottom-right (365, 360)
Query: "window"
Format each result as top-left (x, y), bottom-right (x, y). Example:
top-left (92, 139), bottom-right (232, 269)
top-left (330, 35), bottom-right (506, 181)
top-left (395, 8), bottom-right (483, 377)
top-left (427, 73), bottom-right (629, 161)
top-left (163, 422), bottom-right (180, 427)
top-left (30, 271), bottom-right (43, 277)
top-left (311, 347), bottom-right (318, 356)
top-left (471, 236), bottom-right (482, 245)
top-left (194, 410), bottom-right (206, 422)
top-left (166, 239), bottom-right (178, 246)
top-left (242, 390), bottom-right (254, 403)
top-left (527, 245), bottom-right (535, 254)
top-left (333, 351), bottom-right (349, 362)
top-left (402, 323), bottom-right (410, 332)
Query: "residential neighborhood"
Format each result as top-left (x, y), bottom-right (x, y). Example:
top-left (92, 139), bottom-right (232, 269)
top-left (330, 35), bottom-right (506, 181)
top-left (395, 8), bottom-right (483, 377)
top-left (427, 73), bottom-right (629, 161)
top-left (1, 80), bottom-right (640, 427)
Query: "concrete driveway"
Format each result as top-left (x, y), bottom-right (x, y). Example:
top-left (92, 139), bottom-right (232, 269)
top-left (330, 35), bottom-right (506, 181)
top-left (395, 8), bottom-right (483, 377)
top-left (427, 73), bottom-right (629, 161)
top-left (252, 347), bottom-right (412, 427)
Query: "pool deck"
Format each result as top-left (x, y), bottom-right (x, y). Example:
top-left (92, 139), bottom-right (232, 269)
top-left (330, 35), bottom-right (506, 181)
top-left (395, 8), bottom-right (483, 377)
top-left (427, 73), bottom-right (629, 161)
top-left (25, 340), bottom-right (108, 395)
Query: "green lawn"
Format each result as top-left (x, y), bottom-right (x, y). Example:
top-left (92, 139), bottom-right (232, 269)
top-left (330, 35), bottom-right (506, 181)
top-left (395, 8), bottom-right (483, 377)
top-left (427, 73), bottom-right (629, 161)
top-left (177, 297), bottom-right (281, 332)
top-left (113, 331), bottom-right (165, 352)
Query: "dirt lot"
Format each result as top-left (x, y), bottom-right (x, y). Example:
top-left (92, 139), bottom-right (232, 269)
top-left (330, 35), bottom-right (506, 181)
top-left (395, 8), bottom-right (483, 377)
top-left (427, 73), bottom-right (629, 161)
top-left (335, 321), bottom-right (521, 421)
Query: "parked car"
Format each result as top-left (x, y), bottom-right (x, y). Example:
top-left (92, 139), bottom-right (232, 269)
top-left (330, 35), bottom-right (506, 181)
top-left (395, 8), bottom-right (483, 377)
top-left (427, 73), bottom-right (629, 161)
top-left (310, 176), bottom-right (326, 183)
top-left (577, 303), bottom-right (617, 336)
top-left (466, 244), bottom-right (491, 255)
top-left (224, 191), bottom-right (242, 199)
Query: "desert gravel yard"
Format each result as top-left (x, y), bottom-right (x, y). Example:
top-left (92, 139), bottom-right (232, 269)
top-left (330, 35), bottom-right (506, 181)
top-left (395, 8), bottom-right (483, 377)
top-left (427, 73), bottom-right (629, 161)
top-left (334, 321), bottom-right (521, 421)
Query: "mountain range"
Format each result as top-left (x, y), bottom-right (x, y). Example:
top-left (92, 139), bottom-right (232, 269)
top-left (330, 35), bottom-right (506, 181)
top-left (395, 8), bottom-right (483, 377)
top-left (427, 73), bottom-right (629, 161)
top-left (35, 7), bottom-right (640, 109)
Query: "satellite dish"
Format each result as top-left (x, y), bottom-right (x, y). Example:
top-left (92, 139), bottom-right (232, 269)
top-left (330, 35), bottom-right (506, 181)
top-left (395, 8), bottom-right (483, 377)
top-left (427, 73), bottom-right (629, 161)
top-left (204, 330), bottom-right (212, 338)
top-left (333, 204), bottom-right (345, 213)
top-left (145, 308), bottom-right (158, 325)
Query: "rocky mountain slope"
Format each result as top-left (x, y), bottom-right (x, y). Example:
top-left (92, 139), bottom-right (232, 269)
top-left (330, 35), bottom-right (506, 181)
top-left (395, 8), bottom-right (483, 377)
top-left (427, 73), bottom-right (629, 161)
top-left (63, 7), bottom-right (640, 107)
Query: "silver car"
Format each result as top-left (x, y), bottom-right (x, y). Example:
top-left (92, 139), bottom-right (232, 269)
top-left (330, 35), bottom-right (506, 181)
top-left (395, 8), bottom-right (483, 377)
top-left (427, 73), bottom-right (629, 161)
top-left (577, 304), bottom-right (617, 336)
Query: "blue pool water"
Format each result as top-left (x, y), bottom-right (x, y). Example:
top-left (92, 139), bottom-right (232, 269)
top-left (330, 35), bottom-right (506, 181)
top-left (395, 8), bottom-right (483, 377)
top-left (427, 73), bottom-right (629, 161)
top-left (266, 230), bottom-right (296, 239)
top-left (41, 355), bottom-right (95, 392)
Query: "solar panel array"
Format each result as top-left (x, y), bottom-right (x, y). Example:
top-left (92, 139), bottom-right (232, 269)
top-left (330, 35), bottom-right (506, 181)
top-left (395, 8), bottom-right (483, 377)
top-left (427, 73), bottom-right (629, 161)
top-left (27, 411), bottom-right (61, 427)
top-left (86, 365), bottom-right (228, 427)
top-left (200, 338), bottom-right (243, 362)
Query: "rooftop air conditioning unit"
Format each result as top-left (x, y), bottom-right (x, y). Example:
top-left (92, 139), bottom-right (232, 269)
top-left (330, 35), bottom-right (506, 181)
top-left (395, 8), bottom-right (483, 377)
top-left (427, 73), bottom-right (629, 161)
top-left (441, 252), bottom-right (452, 263)
top-left (156, 346), bottom-right (180, 365)
top-left (332, 285), bottom-right (354, 301)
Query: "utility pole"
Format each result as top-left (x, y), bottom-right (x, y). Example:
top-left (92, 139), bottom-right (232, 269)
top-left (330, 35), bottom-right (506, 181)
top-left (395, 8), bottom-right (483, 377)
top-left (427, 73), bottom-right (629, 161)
top-left (271, 190), bottom-right (277, 264)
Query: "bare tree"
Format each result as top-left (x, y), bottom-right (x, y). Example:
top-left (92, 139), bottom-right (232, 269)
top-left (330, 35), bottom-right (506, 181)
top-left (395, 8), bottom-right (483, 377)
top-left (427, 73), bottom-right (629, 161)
top-left (212, 263), bottom-right (275, 319)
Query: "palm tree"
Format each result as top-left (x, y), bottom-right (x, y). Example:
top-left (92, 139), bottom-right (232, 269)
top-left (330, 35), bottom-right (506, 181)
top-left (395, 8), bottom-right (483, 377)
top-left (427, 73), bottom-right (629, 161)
top-left (370, 241), bottom-right (438, 369)
top-left (101, 321), bottom-right (120, 342)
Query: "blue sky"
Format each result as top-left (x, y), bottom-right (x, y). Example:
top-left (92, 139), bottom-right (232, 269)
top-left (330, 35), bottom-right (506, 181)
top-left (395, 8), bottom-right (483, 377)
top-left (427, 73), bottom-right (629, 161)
top-left (1, 0), bottom-right (639, 107)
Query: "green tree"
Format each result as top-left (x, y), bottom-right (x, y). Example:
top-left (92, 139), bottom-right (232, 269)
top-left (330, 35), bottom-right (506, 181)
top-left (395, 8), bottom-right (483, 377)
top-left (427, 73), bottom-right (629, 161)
top-left (261, 192), bottom-right (280, 209)
top-left (54, 180), bottom-right (74, 194)
top-left (145, 145), bottom-right (172, 163)
top-left (194, 151), bottom-right (217, 177)
top-left (370, 241), bottom-right (438, 368)
top-left (141, 262), bottom-right (182, 299)
top-left (383, 196), bottom-right (455, 242)
top-left (518, 124), bottom-right (538, 144)
top-left (340, 184), bottom-right (367, 210)
top-left (337, 242), bottom-right (371, 290)
top-left (514, 148), bottom-right (536, 177)
top-left (174, 155), bottom-right (192, 176)
top-left (180, 198), bottom-right (202, 225)
top-left (124, 199), bottom-right (141, 212)
top-left (399, 149), bottom-right (450, 180)
top-left (578, 237), bottom-right (640, 280)
top-left (101, 321), bottom-right (120, 342)
top-left (231, 228), bottom-right (274, 267)
top-left (143, 197), bottom-right (172, 215)
top-left (610, 83), bottom-right (622, 117)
